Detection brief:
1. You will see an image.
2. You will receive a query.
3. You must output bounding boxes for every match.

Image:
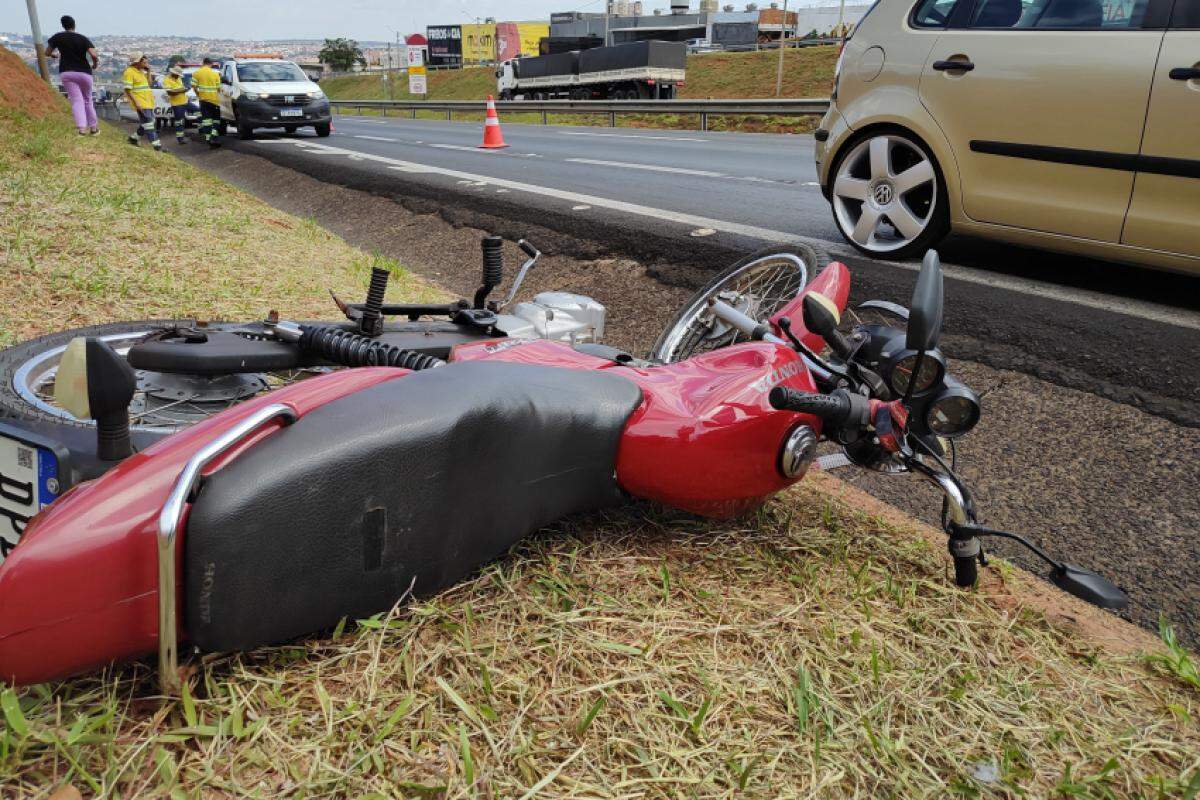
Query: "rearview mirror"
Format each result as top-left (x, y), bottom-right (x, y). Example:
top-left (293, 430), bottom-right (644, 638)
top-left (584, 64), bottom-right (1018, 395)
top-left (906, 250), bottom-right (944, 352)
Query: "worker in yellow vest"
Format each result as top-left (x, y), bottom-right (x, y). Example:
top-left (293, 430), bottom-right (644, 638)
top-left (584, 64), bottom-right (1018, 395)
top-left (162, 65), bottom-right (189, 145)
top-left (122, 53), bottom-right (160, 151)
top-left (191, 57), bottom-right (223, 148)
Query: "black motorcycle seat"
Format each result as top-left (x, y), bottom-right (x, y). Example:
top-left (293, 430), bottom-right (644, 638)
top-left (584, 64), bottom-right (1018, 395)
top-left (184, 361), bottom-right (643, 652)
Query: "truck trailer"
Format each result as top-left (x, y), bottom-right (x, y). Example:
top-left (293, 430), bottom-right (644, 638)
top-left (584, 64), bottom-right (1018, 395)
top-left (496, 40), bottom-right (686, 101)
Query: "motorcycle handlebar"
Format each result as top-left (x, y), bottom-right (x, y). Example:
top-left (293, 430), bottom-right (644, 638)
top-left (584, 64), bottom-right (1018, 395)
top-left (769, 386), bottom-right (853, 423)
top-left (769, 387), bottom-right (874, 430)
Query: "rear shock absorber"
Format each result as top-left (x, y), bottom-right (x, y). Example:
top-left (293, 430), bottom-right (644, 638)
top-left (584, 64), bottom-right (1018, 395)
top-left (298, 325), bottom-right (444, 371)
top-left (359, 266), bottom-right (390, 336)
top-left (474, 236), bottom-right (504, 309)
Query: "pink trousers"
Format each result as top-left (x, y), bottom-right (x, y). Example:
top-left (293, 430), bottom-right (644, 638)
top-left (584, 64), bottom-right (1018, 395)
top-left (61, 71), bottom-right (97, 130)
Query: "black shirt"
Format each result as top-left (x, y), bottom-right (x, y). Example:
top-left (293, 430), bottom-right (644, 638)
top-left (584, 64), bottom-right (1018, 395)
top-left (47, 31), bottom-right (95, 75)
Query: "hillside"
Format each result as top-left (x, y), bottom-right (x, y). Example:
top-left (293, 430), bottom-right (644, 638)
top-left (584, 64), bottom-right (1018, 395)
top-left (2, 44), bottom-right (1199, 799)
top-left (322, 47), bottom-right (837, 133)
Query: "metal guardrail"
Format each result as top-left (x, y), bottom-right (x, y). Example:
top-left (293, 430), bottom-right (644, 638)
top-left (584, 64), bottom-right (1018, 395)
top-left (330, 97), bottom-right (831, 131)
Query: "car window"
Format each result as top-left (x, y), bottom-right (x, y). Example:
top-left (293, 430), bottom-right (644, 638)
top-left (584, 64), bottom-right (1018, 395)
top-left (969, 0), bottom-right (1150, 27)
top-left (235, 63), bottom-right (309, 83)
top-left (913, 0), bottom-right (961, 26)
top-left (1171, 0), bottom-right (1198, 26)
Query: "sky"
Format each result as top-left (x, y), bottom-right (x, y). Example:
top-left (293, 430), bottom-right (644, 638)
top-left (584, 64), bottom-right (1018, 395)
top-left (5, 0), bottom-right (659, 41)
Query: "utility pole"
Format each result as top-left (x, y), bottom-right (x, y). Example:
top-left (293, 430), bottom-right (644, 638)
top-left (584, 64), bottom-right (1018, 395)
top-left (774, 0), bottom-right (787, 97)
top-left (837, 0), bottom-right (846, 38)
top-left (604, 0), bottom-right (611, 47)
top-left (24, 0), bottom-right (51, 83)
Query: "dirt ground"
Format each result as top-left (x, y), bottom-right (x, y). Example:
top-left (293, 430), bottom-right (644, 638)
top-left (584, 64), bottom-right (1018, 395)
top-left (178, 145), bottom-right (1200, 650)
top-left (0, 46), bottom-right (65, 119)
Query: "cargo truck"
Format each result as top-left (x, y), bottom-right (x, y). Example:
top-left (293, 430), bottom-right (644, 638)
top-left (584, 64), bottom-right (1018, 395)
top-left (496, 40), bottom-right (686, 101)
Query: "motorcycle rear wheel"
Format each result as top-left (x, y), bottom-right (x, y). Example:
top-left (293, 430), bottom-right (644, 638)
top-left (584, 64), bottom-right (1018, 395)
top-left (649, 244), bottom-right (819, 364)
top-left (0, 320), bottom-right (332, 435)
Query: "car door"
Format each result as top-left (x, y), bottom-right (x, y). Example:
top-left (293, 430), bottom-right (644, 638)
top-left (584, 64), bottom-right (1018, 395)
top-left (219, 64), bottom-right (235, 119)
top-left (1122, 0), bottom-right (1200, 258)
top-left (918, 0), bottom-right (1170, 242)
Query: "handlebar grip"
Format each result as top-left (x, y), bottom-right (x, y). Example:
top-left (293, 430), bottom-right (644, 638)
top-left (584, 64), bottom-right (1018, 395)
top-left (517, 239), bottom-right (539, 258)
top-left (769, 386), bottom-right (853, 423)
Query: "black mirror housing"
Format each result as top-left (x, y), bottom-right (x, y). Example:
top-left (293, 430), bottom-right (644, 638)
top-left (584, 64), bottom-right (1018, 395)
top-left (1050, 564), bottom-right (1129, 610)
top-left (906, 250), bottom-right (944, 352)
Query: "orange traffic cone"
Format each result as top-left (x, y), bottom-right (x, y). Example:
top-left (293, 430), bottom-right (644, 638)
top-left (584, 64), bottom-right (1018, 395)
top-left (479, 95), bottom-right (508, 149)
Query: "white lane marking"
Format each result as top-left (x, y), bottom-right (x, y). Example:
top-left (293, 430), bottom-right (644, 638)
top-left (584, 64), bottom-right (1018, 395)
top-left (341, 117), bottom-right (388, 124)
top-left (286, 140), bottom-right (792, 241)
top-left (431, 143), bottom-right (500, 154)
top-left (276, 139), bottom-right (1200, 331)
top-left (560, 130), bottom-right (709, 142)
top-left (565, 158), bottom-right (724, 177)
top-left (572, 205), bottom-right (591, 211)
top-left (354, 135), bottom-right (398, 142)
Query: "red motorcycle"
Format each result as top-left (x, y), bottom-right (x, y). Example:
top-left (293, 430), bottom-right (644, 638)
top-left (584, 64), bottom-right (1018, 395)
top-left (0, 244), bottom-right (1125, 690)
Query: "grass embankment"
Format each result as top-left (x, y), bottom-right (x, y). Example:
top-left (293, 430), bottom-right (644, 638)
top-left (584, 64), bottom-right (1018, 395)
top-left (0, 63), bottom-right (441, 348)
top-left (2, 46), bottom-right (1200, 798)
top-left (323, 47), bottom-right (837, 134)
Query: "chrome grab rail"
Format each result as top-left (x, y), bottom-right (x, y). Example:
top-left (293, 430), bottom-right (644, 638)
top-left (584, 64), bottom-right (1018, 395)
top-left (156, 403), bottom-right (297, 693)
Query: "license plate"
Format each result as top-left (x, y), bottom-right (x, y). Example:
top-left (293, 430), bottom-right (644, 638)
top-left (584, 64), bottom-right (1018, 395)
top-left (280, 108), bottom-right (303, 117)
top-left (0, 431), bottom-right (61, 561)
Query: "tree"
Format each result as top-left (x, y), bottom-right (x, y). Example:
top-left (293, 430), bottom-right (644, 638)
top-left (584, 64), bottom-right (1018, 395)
top-left (168, 54), bottom-right (186, 68)
top-left (319, 38), bottom-right (365, 72)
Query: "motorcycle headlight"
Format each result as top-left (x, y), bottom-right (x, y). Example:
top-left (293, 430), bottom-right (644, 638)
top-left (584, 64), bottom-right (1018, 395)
top-left (925, 384), bottom-right (981, 438)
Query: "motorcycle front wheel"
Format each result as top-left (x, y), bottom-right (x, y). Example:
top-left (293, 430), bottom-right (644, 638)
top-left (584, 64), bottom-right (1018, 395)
top-left (0, 320), bottom-right (332, 436)
top-left (649, 244), bottom-right (819, 364)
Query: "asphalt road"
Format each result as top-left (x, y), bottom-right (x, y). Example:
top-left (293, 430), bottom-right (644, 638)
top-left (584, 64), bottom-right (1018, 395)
top-left (227, 115), bottom-right (1200, 423)
top-left (168, 115), bottom-right (1200, 645)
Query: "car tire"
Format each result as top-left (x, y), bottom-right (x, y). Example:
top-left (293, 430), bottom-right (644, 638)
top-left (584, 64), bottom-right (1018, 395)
top-left (236, 118), bottom-right (253, 140)
top-left (314, 122), bottom-right (331, 137)
top-left (827, 129), bottom-right (950, 260)
top-left (284, 125), bottom-right (298, 133)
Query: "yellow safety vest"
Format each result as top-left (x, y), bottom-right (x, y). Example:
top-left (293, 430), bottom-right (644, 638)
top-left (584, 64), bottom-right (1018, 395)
top-left (163, 74), bottom-right (188, 107)
top-left (122, 66), bottom-right (154, 110)
top-left (191, 66), bottom-right (221, 104)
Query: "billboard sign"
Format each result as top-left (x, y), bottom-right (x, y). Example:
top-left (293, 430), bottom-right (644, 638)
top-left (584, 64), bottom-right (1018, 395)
top-left (426, 25), bottom-right (462, 67)
top-left (461, 23), bottom-right (496, 63)
top-left (496, 22), bottom-right (550, 61)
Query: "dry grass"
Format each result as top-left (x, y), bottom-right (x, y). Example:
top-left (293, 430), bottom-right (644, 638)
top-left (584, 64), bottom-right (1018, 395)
top-left (0, 107), bottom-right (445, 348)
top-left (3, 486), bottom-right (1198, 798)
top-left (323, 48), bottom-right (836, 135)
top-left (2, 68), bottom-right (1199, 800)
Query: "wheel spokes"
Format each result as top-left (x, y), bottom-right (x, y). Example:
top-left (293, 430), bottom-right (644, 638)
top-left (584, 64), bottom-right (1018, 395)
top-left (834, 174), bottom-right (871, 202)
top-left (869, 136), bottom-right (892, 181)
top-left (894, 159), bottom-right (934, 194)
top-left (886, 203), bottom-right (927, 241)
top-left (851, 206), bottom-right (882, 246)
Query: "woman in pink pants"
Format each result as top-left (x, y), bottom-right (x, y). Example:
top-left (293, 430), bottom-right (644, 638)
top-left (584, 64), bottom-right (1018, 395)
top-left (46, 15), bottom-right (100, 135)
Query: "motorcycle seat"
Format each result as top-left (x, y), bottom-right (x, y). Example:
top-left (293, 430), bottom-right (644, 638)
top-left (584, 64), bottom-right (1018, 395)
top-left (184, 361), bottom-right (643, 652)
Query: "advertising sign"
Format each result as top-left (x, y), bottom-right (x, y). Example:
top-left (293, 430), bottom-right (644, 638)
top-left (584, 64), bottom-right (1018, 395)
top-left (460, 23), bottom-right (496, 63)
top-left (406, 46), bottom-right (426, 95)
top-left (426, 25), bottom-right (462, 67)
top-left (495, 22), bottom-right (551, 61)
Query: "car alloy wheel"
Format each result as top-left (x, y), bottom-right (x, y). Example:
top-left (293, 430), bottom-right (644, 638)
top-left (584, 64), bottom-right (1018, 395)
top-left (831, 134), bottom-right (939, 254)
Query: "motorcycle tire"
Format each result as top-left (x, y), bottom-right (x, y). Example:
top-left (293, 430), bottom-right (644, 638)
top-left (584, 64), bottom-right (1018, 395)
top-left (649, 243), bottom-right (820, 364)
top-left (0, 320), bottom-right (322, 436)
